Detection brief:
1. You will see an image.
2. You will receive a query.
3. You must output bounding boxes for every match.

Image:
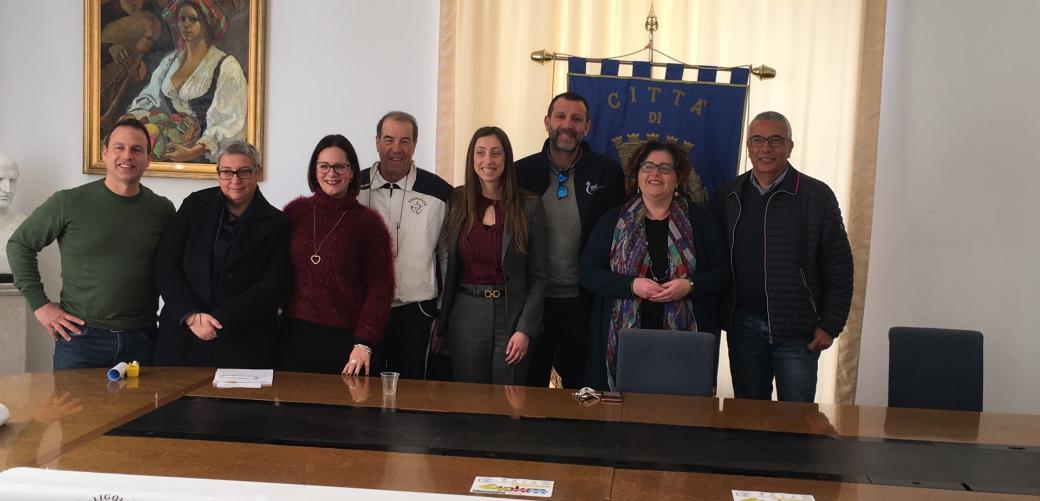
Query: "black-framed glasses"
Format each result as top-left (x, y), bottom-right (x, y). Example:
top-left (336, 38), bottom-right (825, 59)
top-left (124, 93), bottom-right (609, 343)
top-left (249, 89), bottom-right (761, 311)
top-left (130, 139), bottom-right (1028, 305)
top-left (639, 161), bottom-right (675, 175)
top-left (216, 167), bottom-right (256, 180)
top-left (555, 169), bottom-right (570, 200)
top-left (316, 162), bottom-right (351, 174)
top-left (748, 135), bottom-right (787, 148)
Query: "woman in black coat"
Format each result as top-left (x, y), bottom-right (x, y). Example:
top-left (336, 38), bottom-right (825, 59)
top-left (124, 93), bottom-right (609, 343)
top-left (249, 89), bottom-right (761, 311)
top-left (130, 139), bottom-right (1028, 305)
top-left (154, 140), bottom-right (291, 368)
top-left (579, 141), bottom-right (729, 390)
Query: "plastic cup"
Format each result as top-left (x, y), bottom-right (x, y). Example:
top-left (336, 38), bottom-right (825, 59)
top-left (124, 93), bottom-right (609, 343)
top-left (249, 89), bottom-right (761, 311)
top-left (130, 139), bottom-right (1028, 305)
top-left (382, 393), bottom-right (397, 412)
top-left (381, 371), bottom-right (400, 396)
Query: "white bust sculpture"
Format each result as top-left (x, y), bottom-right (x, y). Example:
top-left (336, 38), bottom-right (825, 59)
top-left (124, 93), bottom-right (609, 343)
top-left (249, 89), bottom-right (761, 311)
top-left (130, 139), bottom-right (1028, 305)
top-left (0, 151), bottom-right (26, 278)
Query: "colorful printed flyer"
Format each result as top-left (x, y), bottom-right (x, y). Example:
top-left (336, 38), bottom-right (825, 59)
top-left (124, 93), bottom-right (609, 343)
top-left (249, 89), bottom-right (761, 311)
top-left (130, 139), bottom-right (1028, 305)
top-left (470, 476), bottom-right (554, 498)
top-left (732, 490), bottom-right (816, 501)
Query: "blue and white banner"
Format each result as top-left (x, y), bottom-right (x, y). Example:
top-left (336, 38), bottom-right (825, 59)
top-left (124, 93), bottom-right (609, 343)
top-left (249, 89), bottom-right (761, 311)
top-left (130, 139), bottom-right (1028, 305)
top-left (568, 59), bottom-right (749, 200)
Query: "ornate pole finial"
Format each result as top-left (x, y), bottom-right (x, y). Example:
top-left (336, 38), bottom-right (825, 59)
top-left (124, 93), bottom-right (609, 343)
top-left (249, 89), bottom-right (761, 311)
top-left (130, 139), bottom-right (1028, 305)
top-left (751, 65), bottom-right (777, 79)
top-left (645, 1), bottom-right (658, 64)
top-left (530, 49), bottom-right (556, 64)
top-left (645, 1), bottom-right (659, 33)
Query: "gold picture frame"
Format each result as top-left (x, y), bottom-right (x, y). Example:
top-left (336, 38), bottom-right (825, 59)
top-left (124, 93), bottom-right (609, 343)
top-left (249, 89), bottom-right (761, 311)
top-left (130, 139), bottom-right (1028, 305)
top-left (83, 0), bottom-right (265, 179)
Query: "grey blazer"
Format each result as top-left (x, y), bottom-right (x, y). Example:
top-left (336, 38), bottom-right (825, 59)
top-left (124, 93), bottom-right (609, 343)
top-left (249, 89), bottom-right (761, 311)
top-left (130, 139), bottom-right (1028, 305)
top-left (436, 189), bottom-right (547, 340)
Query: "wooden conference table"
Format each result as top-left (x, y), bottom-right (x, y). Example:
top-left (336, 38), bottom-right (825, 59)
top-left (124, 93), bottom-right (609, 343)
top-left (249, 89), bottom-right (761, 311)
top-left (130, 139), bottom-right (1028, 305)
top-left (0, 368), bottom-right (1037, 500)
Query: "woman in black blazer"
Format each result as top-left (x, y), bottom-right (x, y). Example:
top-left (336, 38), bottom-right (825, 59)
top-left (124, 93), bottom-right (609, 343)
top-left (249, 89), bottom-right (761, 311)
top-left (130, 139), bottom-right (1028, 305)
top-left (434, 127), bottom-right (547, 385)
top-left (154, 140), bottom-right (291, 368)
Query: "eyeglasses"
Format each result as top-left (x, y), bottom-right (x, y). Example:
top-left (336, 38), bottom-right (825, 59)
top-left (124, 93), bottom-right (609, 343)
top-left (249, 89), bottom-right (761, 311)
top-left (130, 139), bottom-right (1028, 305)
top-left (555, 169), bottom-right (570, 200)
top-left (316, 162), bottom-right (351, 174)
top-left (217, 167), bottom-right (256, 180)
top-left (748, 135), bottom-right (788, 148)
top-left (639, 161), bottom-right (675, 175)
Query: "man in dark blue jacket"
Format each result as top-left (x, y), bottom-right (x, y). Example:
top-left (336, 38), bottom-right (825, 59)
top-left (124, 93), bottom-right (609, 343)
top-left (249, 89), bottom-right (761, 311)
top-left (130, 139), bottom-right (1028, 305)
top-left (516, 92), bottom-right (625, 389)
top-left (713, 111), bottom-right (853, 402)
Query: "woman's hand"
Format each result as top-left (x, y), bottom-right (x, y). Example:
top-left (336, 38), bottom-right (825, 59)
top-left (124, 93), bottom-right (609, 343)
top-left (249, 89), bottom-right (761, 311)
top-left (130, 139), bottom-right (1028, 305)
top-left (188, 312), bottom-right (222, 341)
top-left (631, 277), bottom-right (665, 300)
top-left (344, 375), bottom-right (370, 402)
top-left (648, 278), bottom-right (692, 303)
top-left (341, 345), bottom-right (372, 376)
top-left (503, 385), bottom-right (527, 418)
top-left (504, 332), bottom-right (530, 365)
top-left (164, 143), bottom-right (206, 163)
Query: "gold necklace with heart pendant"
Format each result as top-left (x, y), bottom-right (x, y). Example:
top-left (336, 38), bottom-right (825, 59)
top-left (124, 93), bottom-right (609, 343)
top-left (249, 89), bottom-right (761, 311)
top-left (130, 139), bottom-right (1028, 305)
top-left (311, 204), bottom-right (348, 265)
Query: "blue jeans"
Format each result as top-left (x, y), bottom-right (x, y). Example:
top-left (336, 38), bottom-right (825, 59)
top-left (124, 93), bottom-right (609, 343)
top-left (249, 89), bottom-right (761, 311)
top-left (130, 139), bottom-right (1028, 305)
top-left (727, 308), bottom-right (820, 402)
top-left (52, 325), bottom-right (156, 370)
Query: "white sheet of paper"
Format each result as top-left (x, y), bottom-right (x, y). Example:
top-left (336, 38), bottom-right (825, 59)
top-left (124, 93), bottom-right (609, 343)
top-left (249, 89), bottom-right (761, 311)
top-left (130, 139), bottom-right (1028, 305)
top-left (213, 381), bottom-right (262, 389)
top-left (212, 368), bottom-right (273, 387)
top-left (732, 490), bottom-right (816, 501)
top-left (470, 476), bottom-right (553, 498)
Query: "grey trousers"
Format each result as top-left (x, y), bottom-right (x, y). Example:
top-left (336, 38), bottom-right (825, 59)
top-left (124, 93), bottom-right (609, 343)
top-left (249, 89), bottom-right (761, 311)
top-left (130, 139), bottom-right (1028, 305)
top-left (447, 285), bottom-right (530, 385)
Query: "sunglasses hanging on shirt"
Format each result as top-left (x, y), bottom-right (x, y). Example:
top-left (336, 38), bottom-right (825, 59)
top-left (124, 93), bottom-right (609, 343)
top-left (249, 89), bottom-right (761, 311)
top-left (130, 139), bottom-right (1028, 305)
top-left (552, 167), bottom-right (570, 200)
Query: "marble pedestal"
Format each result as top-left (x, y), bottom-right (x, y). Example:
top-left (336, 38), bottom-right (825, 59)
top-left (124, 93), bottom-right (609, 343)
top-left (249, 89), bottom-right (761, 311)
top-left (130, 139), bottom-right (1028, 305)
top-left (0, 283), bottom-right (27, 375)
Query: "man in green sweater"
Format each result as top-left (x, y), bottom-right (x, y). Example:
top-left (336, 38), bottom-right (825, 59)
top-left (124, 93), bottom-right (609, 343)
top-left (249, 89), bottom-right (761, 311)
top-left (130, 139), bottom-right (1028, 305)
top-left (6, 118), bottom-right (174, 370)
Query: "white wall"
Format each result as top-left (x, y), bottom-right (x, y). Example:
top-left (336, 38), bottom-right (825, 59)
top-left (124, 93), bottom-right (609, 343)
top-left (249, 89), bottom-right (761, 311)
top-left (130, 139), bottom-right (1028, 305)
top-left (858, 0), bottom-right (1040, 414)
top-left (5, 1), bottom-right (1040, 415)
top-left (0, 0), bottom-right (441, 371)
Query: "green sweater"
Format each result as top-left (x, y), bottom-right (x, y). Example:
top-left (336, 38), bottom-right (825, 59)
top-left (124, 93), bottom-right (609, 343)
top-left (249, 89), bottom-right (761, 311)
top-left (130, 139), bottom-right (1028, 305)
top-left (6, 179), bottom-right (174, 330)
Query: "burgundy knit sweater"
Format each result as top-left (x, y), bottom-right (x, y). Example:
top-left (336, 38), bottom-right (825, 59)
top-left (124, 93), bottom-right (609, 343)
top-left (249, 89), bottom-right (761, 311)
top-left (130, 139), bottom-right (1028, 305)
top-left (283, 191), bottom-right (395, 346)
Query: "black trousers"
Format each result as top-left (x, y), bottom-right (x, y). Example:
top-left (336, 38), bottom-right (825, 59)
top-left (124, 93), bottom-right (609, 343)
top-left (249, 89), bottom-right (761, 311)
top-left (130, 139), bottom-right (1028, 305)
top-left (525, 296), bottom-right (591, 389)
top-left (375, 301), bottom-right (436, 379)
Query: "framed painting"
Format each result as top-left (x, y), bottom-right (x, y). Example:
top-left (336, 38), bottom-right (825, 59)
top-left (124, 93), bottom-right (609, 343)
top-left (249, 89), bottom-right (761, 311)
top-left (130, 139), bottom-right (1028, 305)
top-left (83, 0), bottom-right (265, 179)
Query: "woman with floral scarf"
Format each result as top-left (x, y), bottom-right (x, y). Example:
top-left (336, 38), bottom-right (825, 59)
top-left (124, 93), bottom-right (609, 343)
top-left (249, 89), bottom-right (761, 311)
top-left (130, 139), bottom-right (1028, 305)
top-left (579, 142), bottom-right (729, 390)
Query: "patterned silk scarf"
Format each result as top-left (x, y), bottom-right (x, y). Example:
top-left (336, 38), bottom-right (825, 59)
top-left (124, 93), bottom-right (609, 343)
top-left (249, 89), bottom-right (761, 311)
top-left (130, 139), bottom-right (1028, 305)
top-left (606, 196), bottom-right (698, 384)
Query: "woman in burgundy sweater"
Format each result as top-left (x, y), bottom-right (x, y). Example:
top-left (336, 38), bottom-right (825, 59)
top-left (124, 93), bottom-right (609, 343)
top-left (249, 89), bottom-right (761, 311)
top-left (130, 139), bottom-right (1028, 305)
top-left (278, 134), bottom-right (394, 375)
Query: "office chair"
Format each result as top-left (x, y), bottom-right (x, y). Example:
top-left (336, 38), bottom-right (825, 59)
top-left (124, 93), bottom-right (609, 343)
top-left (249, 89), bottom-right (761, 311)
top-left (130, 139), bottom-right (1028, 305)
top-left (888, 326), bottom-right (983, 412)
top-left (615, 328), bottom-right (715, 397)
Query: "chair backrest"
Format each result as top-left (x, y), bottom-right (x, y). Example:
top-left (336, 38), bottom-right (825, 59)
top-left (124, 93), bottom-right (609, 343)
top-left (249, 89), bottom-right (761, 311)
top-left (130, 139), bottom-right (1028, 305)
top-left (888, 326), bottom-right (984, 412)
top-left (615, 328), bottom-right (715, 397)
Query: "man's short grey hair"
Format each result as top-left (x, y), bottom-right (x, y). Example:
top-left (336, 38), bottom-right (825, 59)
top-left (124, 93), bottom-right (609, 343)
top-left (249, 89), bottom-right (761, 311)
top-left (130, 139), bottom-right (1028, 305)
top-left (751, 111), bottom-right (793, 138)
top-left (217, 140), bottom-right (261, 167)
top-left (377, 111), bottom-right (418, 141)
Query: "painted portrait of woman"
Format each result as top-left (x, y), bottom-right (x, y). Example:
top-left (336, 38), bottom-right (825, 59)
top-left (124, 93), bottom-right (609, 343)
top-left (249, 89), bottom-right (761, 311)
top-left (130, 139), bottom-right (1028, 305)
top-left (123, 0), bottom-right (248, 163)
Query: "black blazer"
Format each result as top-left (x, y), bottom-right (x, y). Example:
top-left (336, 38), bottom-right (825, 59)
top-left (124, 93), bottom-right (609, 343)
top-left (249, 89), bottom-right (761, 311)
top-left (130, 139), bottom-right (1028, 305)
top-left (154, 187), bottom-right (291, 368)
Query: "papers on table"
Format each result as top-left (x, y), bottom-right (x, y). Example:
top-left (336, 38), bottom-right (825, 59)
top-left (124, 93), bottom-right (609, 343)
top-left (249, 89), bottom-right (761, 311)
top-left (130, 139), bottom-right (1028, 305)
top-left (212, 369), bottom-right (273, 389)
top-left (470, 477), bottom-right (553, 498)
top-left (733, 490), bottom-right (815, 501)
